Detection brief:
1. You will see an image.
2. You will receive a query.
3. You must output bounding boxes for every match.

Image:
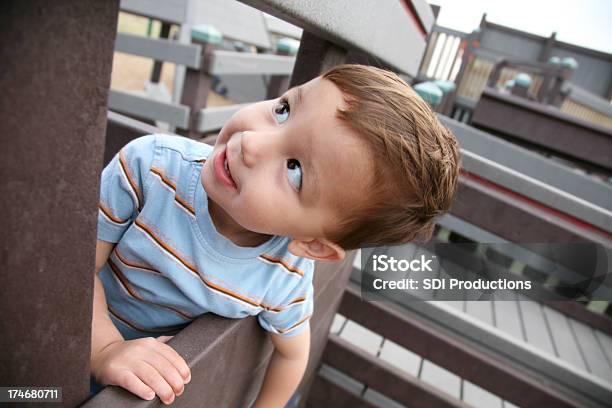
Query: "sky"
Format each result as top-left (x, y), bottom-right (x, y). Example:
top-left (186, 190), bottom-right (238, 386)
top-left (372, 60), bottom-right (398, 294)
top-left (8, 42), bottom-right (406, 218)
top-left (428, 0), bottom-right (612, 54)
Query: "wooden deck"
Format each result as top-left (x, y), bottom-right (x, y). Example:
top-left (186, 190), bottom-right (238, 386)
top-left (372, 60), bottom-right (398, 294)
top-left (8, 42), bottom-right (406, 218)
top-left (327, 314), bottom-right (518, 407)
top-left (316, 248), bottom-right (612, 407)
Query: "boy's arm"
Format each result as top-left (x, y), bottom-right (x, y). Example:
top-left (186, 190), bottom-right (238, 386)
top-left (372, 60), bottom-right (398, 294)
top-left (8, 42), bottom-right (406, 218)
top-left (90, 240), bottom-right (191, 404)
top-left (252, 325), bottom-right (310, 408)
top-left (91, 240), bottom-right (123, 358)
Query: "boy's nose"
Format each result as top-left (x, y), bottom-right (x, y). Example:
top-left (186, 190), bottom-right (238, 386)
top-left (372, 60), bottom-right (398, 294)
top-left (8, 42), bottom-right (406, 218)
top-left (239, 130), bottom-right (278, 168)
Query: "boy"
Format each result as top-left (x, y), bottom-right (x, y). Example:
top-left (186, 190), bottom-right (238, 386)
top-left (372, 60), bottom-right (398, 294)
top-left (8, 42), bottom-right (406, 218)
top-left (90, 64), bottom-right (460, 406)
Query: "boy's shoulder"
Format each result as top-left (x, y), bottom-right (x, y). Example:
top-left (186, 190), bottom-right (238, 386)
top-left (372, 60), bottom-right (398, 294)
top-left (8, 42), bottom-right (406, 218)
top-left (123, 134), bottom-right (212, 164)
top-left (154, 134), bottom-right (213, 163)
top-left (259, 243), bottom-right (316, 286)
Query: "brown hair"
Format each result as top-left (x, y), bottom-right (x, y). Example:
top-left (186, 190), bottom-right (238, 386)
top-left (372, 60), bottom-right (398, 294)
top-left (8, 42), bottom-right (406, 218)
top-left (322, 64), bottom-right (460, 249)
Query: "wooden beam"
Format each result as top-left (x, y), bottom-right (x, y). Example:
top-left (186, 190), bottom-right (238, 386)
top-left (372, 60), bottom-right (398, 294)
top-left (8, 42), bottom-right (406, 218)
top-left (439, 115), bottom-right (612, 212)
top-left (459, 150), bottom-right (612, 235)
top-left (472, 88), bottom-right (612, 173)
top-left (451, 174), bottom-right (612, 251)
top-left (206, 50), bottom-right (295, 75)
top-left (115, 32), bottom-right (202, 69)
top-left (238, 0), bottom-right (427, 76)
top-left (306, 374), bottom-right (376, 408)
top-left (339, 284), bottom-right (597, 407)
top-left (120, 0), bottom-right (188, 24)
top-left (324, 335), bottom-right (470, 408)
top-left (108, 90), bottom-right (190, 128)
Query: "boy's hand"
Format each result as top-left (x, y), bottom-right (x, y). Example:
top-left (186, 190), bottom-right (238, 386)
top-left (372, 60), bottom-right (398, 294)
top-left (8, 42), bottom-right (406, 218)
top-left (91, 336), bottom-right (191, 405)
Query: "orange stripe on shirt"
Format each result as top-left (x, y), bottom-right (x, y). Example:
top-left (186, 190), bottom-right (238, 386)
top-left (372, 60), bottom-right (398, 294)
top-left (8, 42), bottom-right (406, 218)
top-left (134, 218), bottom-right (282, 311)
top-left (135, 218), bottom-right (199, 274)
top-left (114, 247), bottom-right (160, 275)
top-left (119, 150), bottom-right (143, 211)
top-left (108, 305), bottom-right (186, 334)
top-left (150, 167), bottom-right (196, 216)
top-left (278, 315), bottom-right (311, 334)
top-left (259, 254), bottom-right (305, 277)
top-left (99, 202), bottom-right (129, 224)
top-left (288, 296), bottom-right (306, 305)
top-left (108, 258), bottom-right (192, 319)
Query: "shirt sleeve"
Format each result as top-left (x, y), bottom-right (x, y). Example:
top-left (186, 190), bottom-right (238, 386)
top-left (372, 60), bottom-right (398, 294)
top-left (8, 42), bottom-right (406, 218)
top-left (258, 275), bottom-right (314, 338)
top-left (97, 135), bottom-right (157, 243)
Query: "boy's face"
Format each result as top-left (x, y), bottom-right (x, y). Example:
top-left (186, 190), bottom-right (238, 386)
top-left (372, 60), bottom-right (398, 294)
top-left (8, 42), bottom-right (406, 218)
top-left (202, 76), bottom-right (373, 243)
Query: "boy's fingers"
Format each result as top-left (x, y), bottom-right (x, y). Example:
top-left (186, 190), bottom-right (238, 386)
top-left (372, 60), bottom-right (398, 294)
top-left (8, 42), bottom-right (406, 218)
top-left (142, 352), bottom-right (185, 396)
top-left (134, 361), bottom-right (175, 405)
top-left (115, 370), bottom-right (156, 401)
top-left (156, 335), bottom-right (173, 343)
top-left (152, 341), bottom-right (191, 383)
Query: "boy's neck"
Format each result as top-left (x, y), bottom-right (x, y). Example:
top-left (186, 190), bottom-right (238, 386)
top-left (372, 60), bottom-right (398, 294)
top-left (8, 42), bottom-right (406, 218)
top-left (207, 198), bottom-right (273, 247)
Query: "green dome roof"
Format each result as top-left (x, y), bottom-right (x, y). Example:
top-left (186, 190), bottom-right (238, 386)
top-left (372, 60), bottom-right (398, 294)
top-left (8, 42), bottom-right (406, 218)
top-left (276, 38), bottom-right (300, 55)
top-left (414, 82), bottom-right (443, 106)
top-left (514, 73), bottom-right (532, 88)
top-left (561, 57), bottom-right (578, 69)
top-left (433, 80), bottom-right (456, 94)
top-left (191, 25), bottom-right (223, 45)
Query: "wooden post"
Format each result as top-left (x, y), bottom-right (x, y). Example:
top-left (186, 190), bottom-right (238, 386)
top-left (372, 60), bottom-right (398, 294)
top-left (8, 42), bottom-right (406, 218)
top-left (150, 22), bottom-right (172, 83)
top-left (538, 32), bottom-right (557, 63)
top-left (289, 31), bottom-right (347, 88)
top-left (179, 44), bottom-right (215, 139)
top-left (178, 25), bottom-right (223, 139)
top-left (487, 60), bottom-right (506, 88)
top-left (417, 4), bottom-right (440, 77)
top-left (511, 83), bottom-right (529, 98)
top-left (0, 1), bottom-right (119, 406)
top-left (266, 39), bottom-right (299, 99)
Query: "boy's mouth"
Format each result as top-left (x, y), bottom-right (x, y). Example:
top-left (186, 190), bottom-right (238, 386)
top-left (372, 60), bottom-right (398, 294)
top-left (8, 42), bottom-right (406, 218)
top-left (213, 147), bottom-right (237, 189)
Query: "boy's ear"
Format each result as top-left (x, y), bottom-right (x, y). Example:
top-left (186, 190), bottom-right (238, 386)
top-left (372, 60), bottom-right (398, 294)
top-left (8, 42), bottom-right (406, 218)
top-left (288, 238), bottom-right (346, 262)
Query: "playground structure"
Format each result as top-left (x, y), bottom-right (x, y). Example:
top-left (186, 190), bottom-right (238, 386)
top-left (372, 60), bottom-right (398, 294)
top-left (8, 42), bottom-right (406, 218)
top-left (1, 1), bottom-right (612, 407)
top-left (417, 12), bottom-right (611, 129)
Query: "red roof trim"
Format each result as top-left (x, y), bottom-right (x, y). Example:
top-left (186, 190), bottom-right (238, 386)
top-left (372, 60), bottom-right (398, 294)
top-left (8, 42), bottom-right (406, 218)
top-left (460, 170), bottom-right (612, 241)
top-left (399, 0), bottom-right (428, 38)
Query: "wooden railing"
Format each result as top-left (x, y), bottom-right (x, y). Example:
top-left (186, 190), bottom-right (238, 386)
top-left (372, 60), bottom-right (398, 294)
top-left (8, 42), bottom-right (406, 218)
top-left (419, 25), bottom-right (467, 82)
top-left (471, 87), bottom-right (612, 177)
top-left (562, 84), bottom-right (612, 129)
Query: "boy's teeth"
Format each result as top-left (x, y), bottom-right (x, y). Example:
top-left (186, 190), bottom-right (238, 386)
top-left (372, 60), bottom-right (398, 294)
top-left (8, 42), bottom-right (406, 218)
top-left (224, 157), bottom-right (232, 180)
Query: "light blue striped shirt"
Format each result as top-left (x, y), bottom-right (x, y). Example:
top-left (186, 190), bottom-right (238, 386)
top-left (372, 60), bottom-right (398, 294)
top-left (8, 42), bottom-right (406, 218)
top-left (97, 134), bottom-right (314, 340)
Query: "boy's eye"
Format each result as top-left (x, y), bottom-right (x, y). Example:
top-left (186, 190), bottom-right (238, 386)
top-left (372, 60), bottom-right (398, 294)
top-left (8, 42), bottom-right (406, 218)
top-left (286, 159), bottom-right (302, 191)
top-left (274, 98), bottom-right (290, 124)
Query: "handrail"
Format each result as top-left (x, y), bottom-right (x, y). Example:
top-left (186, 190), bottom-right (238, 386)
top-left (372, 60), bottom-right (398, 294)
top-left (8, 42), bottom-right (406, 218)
top-left (439, 115), bottom-right (612, 211)
top-left (236, 0), bottom-right (434, 76)
top-left (472, 88), bottom-right (612, 172)
top-left (460, 150), bottom-right (612, 234)
top-left (120, 0), bottom-right (189, 24)
top-left (115, 32), bottom-right (202, 69)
